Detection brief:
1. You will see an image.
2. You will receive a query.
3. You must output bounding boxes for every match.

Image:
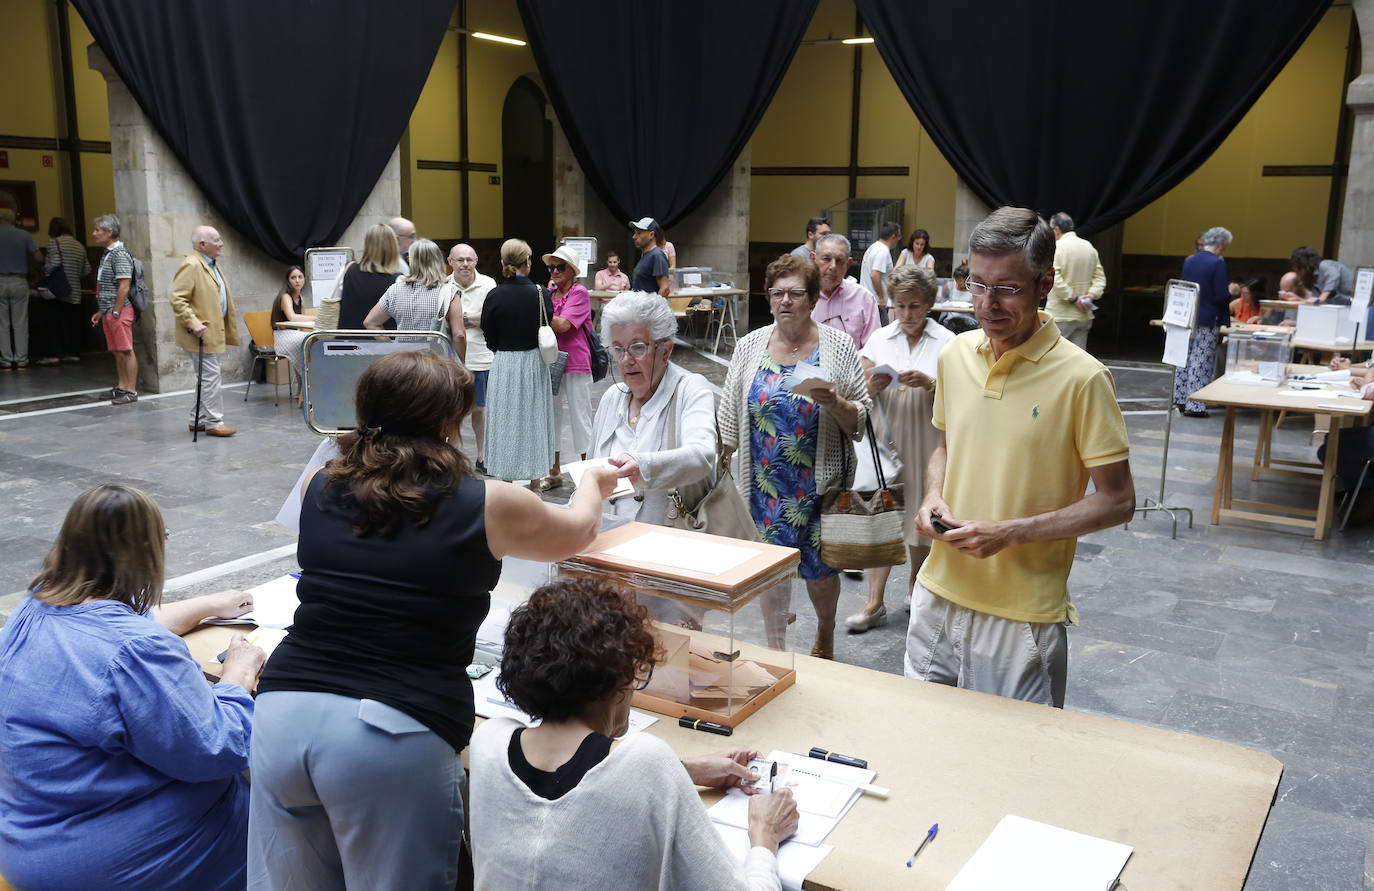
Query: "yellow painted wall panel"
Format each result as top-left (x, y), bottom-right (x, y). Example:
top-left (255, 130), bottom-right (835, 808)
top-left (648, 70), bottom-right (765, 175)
top-left (69, 10), bottom-right (110, 143)
top-left (3, 1), bottom-right (57, 135)
top-left (750, 176), bottom-right (843, 244)
top-left (2, 150), bottom-right (65, 229)
top-left (80, 151), bottom-right (116, 226)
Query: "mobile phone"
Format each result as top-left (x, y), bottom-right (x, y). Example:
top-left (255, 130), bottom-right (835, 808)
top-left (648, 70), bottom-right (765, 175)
top-left (930, 515), bottom-right (956, 535)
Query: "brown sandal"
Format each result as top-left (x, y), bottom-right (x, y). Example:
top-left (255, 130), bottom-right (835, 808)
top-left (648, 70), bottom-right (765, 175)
top-left (810, 642), bottom-right (834, 660)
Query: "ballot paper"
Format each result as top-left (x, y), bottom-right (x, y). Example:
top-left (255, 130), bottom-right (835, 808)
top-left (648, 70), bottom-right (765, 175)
top-left (708, 750), bottom-right (876, 847)
top-left (600, 530), bottom-right (756, 576)
top-left (1162, 323), bottom-right (1190, 368)
top-left (563, 458), bottom-right (636, 499)
top-left (714, 825), bottom-right (832, 891)
top-left (786, 362), bottom-right (834, 397)
top-left (864, 362), bottom-right (900, 380)
top-left (946, 814), bottom-right (1132, 891)
top-left (200, 574), bottom-right (300, 629)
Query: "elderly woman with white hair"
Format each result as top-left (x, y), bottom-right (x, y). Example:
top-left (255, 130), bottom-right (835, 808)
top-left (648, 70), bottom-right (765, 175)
top-left (1174, 226), bottom-right (1233, 417)
top-left (589, 291), bottom-right (716, 524)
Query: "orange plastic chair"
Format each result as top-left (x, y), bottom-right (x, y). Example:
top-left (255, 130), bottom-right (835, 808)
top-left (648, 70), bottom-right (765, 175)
top-left (242, 311), bottom-right (292, 406)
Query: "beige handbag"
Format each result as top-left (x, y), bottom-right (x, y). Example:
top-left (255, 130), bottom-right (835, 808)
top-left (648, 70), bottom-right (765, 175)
top-left (820, 416), bottom-right (907, 568)
top-left (662, 378), bottom-right (760, 542)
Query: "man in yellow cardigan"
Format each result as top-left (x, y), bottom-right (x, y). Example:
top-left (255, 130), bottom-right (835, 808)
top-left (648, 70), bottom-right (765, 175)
top-left (170, 226), bottom-right (239, 437)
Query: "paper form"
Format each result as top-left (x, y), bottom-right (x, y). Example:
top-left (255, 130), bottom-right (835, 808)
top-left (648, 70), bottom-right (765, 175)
top-left (946, 814), bottom-right (1132, 891)
top-left (714, 825), bottom-right (832, 891)
top-left (201, 574), bottom-right (300, 629)
top-left (563, 458), bottom-right (636, 499)
top-left (708, 750), bottom-right (876, 846)
top-left (600, 530), bottom-right (757, 576)
top-left (1162, 323), bottom-right (1190, 368)
top-left (786, 362), bottom-right (834, 396)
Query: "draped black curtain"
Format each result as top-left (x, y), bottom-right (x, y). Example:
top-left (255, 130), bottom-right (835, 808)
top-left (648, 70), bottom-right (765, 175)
top-left (516, 0), bottom-right (818, 229)
top-left (73, 0), bottom-right (453, 262)
top-left (855, 0), bottom-right (1332, 236)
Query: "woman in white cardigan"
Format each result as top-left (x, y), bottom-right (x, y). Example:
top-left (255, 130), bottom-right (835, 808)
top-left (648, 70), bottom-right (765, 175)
top-left (469, 577), bottom-right (798, 891)
top-left (720, 255), bottom-right (871, 659)
top-left (590, 291), bottom-right (716, 526)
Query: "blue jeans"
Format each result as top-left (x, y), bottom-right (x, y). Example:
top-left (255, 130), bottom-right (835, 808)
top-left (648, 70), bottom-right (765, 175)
top-left (247, 691), bottom-right (466, 890)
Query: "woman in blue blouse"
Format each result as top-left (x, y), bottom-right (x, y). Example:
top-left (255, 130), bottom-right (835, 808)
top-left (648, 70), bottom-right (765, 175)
top-left (0, 484), bottom-right (267, 890)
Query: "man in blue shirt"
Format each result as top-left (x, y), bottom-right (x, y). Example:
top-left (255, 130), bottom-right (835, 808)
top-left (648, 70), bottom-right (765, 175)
top-left (629, 217), bottom-right (670, 296)
top-left (0, 207), bottom-right (41, 370)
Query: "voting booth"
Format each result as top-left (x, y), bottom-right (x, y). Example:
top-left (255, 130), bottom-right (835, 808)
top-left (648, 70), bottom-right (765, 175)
top-left (555, 522), bottom-right (799, 728)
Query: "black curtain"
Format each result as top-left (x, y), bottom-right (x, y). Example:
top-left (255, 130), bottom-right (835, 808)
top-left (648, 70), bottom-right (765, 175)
top-left (855, 0), bottom-right (1332, 236)
top-left (516, 0), bottom-right (818, 229)
top-left (73, 0), bottom-right (453, 262)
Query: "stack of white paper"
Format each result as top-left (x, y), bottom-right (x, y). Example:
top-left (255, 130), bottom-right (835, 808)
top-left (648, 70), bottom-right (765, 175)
top-left (946, 814), bottom-right (1132, 891)
top-left (201, 574), bottom-right (300, 629)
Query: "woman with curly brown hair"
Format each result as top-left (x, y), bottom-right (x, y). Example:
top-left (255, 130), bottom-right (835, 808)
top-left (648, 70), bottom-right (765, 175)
top-left (247, 350), bottom-right (618, 891)
top-left (469, 577), bottom-right (799, 890)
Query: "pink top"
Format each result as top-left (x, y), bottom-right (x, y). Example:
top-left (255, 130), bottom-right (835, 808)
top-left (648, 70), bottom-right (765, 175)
top-left (811, 278), bottom-right (880, 349)
top-left (595, 269), bottom-right (630, 292)
top-left (553, 283), bottom-right (592, 373)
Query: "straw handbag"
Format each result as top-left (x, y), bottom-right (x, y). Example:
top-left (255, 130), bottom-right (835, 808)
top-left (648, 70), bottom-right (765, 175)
top-left (819, 416), bottom-right (907, 569)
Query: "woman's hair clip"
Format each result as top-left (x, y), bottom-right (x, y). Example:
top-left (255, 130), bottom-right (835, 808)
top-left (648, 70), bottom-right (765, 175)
top-left (358, 425), bottom-right (383, 439)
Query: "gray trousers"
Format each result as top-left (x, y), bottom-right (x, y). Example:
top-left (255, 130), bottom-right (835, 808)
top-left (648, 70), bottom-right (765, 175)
top-left (247, 691), bottom-right (466, 891)
top-left (1056, 318), bottom-right (1092, 351)
top-left (187, 346), bottom-right (224, 427)
top-left (0, 276), bottom-right (29, 365)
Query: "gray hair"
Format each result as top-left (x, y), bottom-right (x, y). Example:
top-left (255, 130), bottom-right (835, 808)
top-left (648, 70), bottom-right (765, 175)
top-left (968, 206), bottom-right (1056, 277)
top-left (815, 232), bottom-right (851, 258)
top-left (1049, 212), bottom-right (1074, 232)
top-left (601, 291), bottom-right (677, 344)
top-left (1201, 227), bottom-right (1233, 248)
top-left (888, 265), bottom-right (938, 306)
top-left (0, 208), bottom-right (15, 224)
top-left (94, 213), bottom-right (120, 238)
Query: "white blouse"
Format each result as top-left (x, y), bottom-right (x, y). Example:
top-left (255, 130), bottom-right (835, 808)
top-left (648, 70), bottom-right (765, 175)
top-left (859, 317), bottom-right (956, 380)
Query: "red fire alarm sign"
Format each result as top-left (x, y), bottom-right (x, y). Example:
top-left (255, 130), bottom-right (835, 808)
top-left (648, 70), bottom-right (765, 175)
top-left (0, 151), bottom-right (8, 168)
top-left (41, 155), bottom-right (54, 168)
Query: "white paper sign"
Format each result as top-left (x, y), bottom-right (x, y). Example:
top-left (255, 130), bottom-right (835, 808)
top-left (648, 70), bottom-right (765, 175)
top-left (1350, 267), bottom-right (1373, 330)
top-left (1162, 282), bottom-right (1198, 330)
top-left (1162, 324), bottom-right (1190, 368)
top-left (308, 249), bottom-right (351, 284)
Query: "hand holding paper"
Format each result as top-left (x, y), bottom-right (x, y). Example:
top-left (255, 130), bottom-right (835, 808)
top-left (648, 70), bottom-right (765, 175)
top-left (564, 458), bottom-right (635, 499)
top-left (787, 362), bottom-right (834, 397)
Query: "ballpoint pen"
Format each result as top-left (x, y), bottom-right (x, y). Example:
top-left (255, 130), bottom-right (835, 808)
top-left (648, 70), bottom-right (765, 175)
top-left (907, 823), bottom-right (938, 867)
top-left (769, 760), bottom-right (778, 794)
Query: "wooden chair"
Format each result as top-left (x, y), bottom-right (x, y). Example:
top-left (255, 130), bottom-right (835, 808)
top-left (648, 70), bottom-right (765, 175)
top-left (242, 311), bottom-right (292, 407)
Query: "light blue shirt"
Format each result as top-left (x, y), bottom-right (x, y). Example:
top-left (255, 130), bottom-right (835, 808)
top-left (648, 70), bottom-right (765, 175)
top-left (0, 223), bottom-right (37, 275)
top-left (199, 250), bottom-right (227, 316)
top-left (0, 596), bottom-right (253, 889)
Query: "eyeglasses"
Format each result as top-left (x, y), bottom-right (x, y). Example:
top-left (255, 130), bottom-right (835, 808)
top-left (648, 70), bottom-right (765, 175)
top-left (768, 287), bottom-right (809, 302)
top-left (634, 664), bottom-right (655, 691)
top-left (611, 341), bottom-right (657, 360)
top-left (400, 231), bottom-right (417, 240)
top-left (547, 263), bottom-right (567, 273)
top-left (965, 280), bottom-right (1025, 298)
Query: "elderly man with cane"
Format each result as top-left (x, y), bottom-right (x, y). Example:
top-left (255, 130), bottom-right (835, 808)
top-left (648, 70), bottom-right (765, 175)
top-left (170, 225), bottom-right (239, 437)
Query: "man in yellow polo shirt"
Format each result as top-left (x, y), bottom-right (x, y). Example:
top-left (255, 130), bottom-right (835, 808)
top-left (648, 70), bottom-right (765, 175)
top-left (905, 207), bottom-right (1135, 708)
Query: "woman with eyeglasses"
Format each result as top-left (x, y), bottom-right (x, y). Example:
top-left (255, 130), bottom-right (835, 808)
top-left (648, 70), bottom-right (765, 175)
top-left (720, 255), bottom-right (871, 660)
top-left (469, 577), bottom-right (798, 890)
top-left (480, 238), bottom-right (558, 485)
top-left (0, 484), bottom-right (266, 890)
top-left (589, 291), bottom-right (717, 525)
top-left (543, 244), bottom-right (594, 490)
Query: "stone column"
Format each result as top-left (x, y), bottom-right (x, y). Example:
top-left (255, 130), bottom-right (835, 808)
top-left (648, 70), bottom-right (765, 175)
top-left (664, 145), bottom-right (752, 327)
top-left (1338, 0), bottom-right (1374, 265)
top-left (551, 108), bottom-right (585, 243)
top-left (88, 45), bottom-right (402, 393)
top-left (952, 177), bottom-right (991, 263)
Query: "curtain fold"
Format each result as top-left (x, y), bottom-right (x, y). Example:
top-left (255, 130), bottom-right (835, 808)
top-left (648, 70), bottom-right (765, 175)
top-left (854, 0), bottom-right (1332, 236)
top-left (516, 0), bottom-right (818, 229)
top-left (73, 0), bottom-right (453, 262)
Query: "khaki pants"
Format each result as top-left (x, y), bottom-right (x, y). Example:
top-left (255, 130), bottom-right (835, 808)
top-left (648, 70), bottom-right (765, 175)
top-left (1056, 318), bottom-right (1092, 351)
top-left (187, 346), bottom-right (224, 428)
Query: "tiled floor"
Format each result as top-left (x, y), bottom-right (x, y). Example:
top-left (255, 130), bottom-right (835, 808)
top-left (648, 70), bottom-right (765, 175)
top-left (2, 345), bottom-right (1371, 890)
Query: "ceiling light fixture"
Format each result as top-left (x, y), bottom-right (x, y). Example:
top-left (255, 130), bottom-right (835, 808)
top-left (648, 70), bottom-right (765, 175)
top-left (472, 31), bottom-right (526, 47)
top-left (841, 37), bottom-right (874, 45)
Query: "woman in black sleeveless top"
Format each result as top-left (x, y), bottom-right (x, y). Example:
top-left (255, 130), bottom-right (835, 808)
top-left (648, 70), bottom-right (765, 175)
top-left (247, 350), bottom-right (618, 891)
top-left (338, 223), bottom-right (401, 329)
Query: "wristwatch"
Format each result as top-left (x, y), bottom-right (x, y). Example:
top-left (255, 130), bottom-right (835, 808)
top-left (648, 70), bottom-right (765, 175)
top-left (111, 310), bottom-right (120, 318)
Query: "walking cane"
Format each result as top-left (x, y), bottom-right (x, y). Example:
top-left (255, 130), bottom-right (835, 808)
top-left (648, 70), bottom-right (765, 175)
top-left (192, 336), bottom-right (204, 443)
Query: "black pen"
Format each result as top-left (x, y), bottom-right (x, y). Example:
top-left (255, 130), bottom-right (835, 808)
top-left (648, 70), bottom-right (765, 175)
top-left (769, 760), bottom-right (778, 793)
top-left (679, 716), bottom-right (733, 736)
top-left (808, 746), bottom-right (868, 769)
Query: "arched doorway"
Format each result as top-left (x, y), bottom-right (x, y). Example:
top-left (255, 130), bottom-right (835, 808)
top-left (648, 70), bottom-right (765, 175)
top-left (501, 77), bottom-right (553, 248)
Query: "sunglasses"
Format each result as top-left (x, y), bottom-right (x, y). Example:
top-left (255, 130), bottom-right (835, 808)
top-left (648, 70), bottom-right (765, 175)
top-left (547, 263), bottom-right (567, 273)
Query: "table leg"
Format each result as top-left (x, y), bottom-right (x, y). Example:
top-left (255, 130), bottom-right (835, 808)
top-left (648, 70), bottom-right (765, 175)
top-left (1211, 407), bottom-right (1235, 525)
top-left (1252, 409), bottom-right (1270, 481)
top-left (1314, 414), bottom-right (1342, 540)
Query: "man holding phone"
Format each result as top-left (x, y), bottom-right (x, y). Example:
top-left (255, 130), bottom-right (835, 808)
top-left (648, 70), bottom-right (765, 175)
top-left (905, 207), bottom-right (1134, 708)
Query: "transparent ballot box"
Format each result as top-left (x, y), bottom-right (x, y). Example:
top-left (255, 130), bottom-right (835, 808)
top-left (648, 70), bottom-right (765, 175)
top-left (555, 522), bottom-right (799, 728)
top-left (1224, 330), bottom-right (1291, 386)
top-left (671, 266), bottom-right (713, 292)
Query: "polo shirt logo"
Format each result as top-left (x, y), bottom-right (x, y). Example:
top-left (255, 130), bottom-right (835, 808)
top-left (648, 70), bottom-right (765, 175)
top-left (1032, 404), bottom-right (1040, 419)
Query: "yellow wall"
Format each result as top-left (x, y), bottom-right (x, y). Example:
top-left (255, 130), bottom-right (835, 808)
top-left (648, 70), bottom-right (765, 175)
top-left (1122, 7), bottom-right (1351, 258)
top-left (406, 0), bottom-right (540, 241)
top-left (0, 0), bottom-right (114, 236)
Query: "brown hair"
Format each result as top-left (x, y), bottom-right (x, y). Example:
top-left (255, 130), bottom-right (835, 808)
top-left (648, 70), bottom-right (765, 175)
top-left (498, 578), bottom-right (662, 722)
top-left (358, 223), bottom-right (401, 275)
top-left (500, 238), bottom-right (532, 278)
top-left (765, 254), bottom-right (821, 305)
top-left (323, 350), bottom-right (475, 537)
top-left (32, 485), bottom-right (166, 614)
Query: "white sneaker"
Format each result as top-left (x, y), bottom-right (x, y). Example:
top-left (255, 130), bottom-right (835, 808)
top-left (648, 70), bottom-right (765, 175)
top-left (844, 605), bottom-right (888, 632)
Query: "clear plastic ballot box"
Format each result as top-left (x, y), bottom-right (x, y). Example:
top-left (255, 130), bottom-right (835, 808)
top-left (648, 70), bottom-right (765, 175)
top-left (555, 522), bottom-right (799, 728)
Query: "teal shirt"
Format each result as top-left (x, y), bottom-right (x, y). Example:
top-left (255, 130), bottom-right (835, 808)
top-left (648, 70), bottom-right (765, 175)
top-left (199, 251), bottom-right (227, 316)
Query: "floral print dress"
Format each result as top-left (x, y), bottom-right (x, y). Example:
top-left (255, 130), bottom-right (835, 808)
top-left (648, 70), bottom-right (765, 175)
top-left (748, 348), bottom-right (834, 581)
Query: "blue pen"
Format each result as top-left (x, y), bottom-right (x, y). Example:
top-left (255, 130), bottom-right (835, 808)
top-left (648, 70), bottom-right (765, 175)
top-left (290, 572), bottom-right (301, 579)
top-left (906, 823), bottom-right (938, 867)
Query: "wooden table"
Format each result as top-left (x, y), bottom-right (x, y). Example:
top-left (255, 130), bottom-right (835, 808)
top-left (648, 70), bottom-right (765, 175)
top-left (592, 287), bottom-right (748, 353)
top-left (274, 319), bottom-right (316, 331)
top-left (1189, 367), bottom-right (1372, 539)
top-left (184, 626), bottom-right (1281, 890)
